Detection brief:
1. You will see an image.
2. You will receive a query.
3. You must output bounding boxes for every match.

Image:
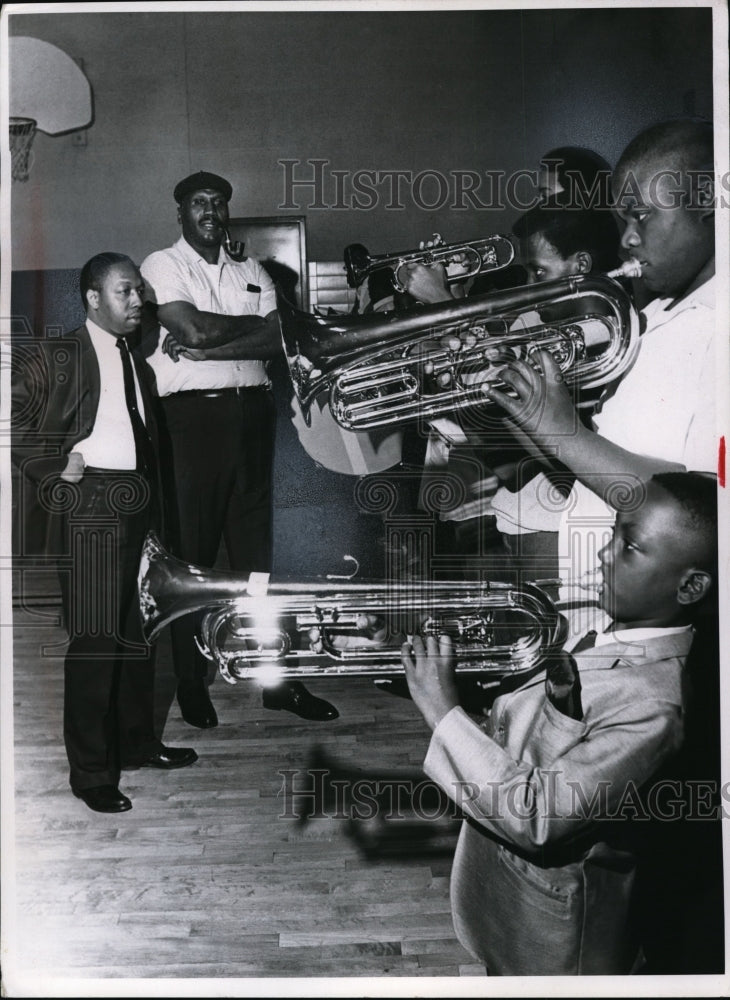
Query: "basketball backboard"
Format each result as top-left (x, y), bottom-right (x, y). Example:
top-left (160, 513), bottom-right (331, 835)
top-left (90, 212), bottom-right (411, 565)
top-left (9, 35), bottom-right (92, 134)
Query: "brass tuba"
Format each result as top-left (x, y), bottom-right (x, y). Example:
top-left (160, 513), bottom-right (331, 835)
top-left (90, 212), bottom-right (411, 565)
top-left (138, 532), bottom-right (564, 686)
top-left (278, 260), bottom-right (641, 432)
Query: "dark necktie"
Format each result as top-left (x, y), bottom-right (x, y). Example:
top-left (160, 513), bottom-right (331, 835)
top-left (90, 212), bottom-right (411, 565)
top-left (544, 630), bottom-right (599, 721)
top-left (545, 649), bottom-right (585, 721)
top-left (571, 629), bottom-right (597, 654)
top-left (116, 336), bottom-right (156, 481)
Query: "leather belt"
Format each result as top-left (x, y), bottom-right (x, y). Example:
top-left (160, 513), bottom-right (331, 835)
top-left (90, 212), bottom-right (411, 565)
top-left (83, 466), bottom-right (138, 474)
top-left (165, 386), bottom-right (269, 400)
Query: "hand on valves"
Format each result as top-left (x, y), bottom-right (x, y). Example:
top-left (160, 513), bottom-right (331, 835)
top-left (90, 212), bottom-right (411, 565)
top-left (400, 262), bottom-right (453, 304)
top-left (401, 634), bottom-right (458, 731)
top-left (486, 348), bottom-right (581, 448)
top-left (399, 235), bottom-right (470, 304)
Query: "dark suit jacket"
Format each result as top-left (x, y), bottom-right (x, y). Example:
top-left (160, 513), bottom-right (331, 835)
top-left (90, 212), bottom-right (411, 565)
top-left (12, 324), bottom-right (162, 556)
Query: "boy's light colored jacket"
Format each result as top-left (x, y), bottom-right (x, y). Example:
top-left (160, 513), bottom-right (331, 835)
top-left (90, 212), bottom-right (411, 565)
top-left (424, 609), bottom-right (693, 975)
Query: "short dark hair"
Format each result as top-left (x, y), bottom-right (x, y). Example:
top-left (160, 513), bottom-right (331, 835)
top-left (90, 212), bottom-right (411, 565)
top-left (79, 252), bottom-right (136, 310)
top-left (540, 146), bottom-right (613, 209)
top-left (512, 202), bottom-right (621, 273)
top-left (650, 471), bottom-right (718, 575)
top-left (615, 118), bottom-right (714, 178)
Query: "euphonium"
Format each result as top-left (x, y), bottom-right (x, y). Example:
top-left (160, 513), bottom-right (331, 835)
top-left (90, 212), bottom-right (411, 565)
top-left (279, 260), bottom-right (641, 432)
top-left (344, 233), bottom-right (516, 292)
top-left (138, 532), bottom-right (563, 686)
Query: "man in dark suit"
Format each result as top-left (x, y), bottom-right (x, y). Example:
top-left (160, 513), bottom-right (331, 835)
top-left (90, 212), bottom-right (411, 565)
top-left (12, 252), bottom-right (197, 814)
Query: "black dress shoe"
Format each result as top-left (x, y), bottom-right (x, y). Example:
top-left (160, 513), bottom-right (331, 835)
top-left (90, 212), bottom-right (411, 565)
top-left (262, 681), bottom-right (339, 721)
top-left (73, 785), bottom-right (132, 813)
top-left (141, 746), bottom-right (199, 769)
top-left (177, 681), bottom-right (218, 729)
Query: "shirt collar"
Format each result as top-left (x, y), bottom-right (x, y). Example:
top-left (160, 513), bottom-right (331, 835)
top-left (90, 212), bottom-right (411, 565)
top-left (690, 272), bottom-right (716, 309)
top-left (586, 621), bottom-right (694, 670)
top-left (644, 273), bottom-right (716, 319)
top-left (85, 317), bottom-right (122, 346)
top-left (566, 607), bottom-right (693, 667)
top-left (596, 622), bottom-right (692, 647)
top-left (174, 234), bottom-right (225, 267)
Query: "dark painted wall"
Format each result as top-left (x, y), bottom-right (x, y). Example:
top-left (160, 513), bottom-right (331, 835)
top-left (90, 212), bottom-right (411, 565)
top-left (9, 8), bottom-right (713, 269)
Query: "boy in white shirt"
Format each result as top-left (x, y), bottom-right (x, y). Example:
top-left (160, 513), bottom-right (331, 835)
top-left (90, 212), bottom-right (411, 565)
top-left (486, 119), bottom-right (716, 631)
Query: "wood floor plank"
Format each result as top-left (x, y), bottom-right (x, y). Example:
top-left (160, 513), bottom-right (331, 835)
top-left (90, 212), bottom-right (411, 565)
top-left (6, 606), bottom-right (486, 988)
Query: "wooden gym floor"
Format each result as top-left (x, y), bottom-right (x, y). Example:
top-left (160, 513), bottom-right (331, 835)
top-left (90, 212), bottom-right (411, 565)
top-left (5, 580), bottom-right (485, 993)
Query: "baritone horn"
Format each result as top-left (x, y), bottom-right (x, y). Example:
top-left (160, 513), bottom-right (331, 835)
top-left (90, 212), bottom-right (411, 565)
top-left (344, 233), bottom-right (516, 292)
top-left (138, 532), bottom-right (564, 686)
top-left (279, 259), bottom-right (641, 432)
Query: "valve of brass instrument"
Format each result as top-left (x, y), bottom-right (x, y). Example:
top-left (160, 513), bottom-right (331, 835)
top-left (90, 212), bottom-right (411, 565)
top-left (306, 612), bottom-right (390, 654)
top-left (419, 233), bottom-right (474, 282)
top-left (421, 612), bottom-right (496, 644)
top-left (525, 327), bottom-right (585, 374)
top-left (412, 325), bottom-right (522, 396)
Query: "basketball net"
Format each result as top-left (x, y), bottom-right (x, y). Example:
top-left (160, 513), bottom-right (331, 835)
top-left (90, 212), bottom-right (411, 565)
top-left (9, 117), bottom-right (37, 181)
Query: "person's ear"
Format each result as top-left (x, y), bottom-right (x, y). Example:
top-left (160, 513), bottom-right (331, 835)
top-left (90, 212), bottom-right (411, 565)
top-left (176, 206), bottom-right (182, 226)
top-left (676, 567), bottom-right (713, 606)
top-left (575, 250), bottom-right (592, 274)
top-left (565, 251), bottom-right (592, 275)
top-left (85, 289), bottom-right (99, 312)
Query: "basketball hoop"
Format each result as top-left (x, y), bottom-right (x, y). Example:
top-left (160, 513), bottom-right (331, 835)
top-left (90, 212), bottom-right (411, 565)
top-left (9, 37), bottom-right (93, 181)
top-left (9, 117), bottom-right (37, 182)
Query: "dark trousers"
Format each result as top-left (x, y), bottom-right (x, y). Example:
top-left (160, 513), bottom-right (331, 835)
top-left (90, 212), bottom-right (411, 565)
top-left (159, 388), bottom-right (276, 685)
top-left (59, 470), bottom-right (160, 792)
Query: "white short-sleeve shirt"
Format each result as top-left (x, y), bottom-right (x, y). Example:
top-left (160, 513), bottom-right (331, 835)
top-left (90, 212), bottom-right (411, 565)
top-left (558, 275), bottom-right (717, 595)
top-left (141, 236), bottom-right (277, 395)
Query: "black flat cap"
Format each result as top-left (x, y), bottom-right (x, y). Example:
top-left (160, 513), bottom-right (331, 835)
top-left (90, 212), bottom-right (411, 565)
top-left (173, 171), bottom-right (233, 204)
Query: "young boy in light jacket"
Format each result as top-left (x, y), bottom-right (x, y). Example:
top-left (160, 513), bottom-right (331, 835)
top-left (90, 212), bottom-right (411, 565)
top-left (402, 471), bottom-right (718, 975)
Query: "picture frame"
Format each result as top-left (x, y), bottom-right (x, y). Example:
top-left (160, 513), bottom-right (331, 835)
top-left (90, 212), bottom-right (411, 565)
top-left (226, 215), bottom-right (308, 310)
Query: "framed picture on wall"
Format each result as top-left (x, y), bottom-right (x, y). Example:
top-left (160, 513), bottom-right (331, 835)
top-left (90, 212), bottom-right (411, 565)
top-left (226, 215), bottom-right (308, 310)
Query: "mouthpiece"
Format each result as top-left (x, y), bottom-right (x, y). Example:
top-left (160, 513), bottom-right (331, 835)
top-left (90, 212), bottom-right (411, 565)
top-left (576, 568), bottom-right (603, 593)
top-left (532, 569), bottom-right (603, 594)
top-left (607, 259), bottom-right (642, 280)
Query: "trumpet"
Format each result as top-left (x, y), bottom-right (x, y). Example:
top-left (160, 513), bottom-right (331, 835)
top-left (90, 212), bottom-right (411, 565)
top-left (279, 260), bottom-right (641, 432)
top-left (344, 233), bottom-right (516, 292)
top-left (138, 532), bottom-right (564, 685)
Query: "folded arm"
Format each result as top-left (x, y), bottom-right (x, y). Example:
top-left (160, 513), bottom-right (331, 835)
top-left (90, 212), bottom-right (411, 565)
top-left (156, 301), bottom-right (282, 356)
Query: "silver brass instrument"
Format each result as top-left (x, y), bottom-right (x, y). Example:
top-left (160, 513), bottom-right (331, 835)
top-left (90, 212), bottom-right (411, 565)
top-left (279, 260), bottom-right (641, 432)
top-left (138, 532), bottom-right (563, 685)
top-left (344, 233), bottom-right (516, 292)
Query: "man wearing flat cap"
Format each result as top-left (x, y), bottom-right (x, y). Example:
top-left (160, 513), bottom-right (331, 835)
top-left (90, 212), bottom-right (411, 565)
top-left (141, 171), bottom-right (338, 726)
